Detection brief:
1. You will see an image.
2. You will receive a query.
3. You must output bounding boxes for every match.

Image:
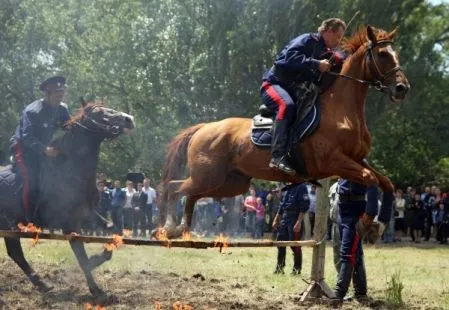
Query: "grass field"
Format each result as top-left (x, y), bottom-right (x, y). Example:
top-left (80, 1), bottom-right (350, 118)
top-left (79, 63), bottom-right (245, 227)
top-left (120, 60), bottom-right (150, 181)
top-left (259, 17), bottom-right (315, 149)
top-left (0, 238), bottom-right (448, 309)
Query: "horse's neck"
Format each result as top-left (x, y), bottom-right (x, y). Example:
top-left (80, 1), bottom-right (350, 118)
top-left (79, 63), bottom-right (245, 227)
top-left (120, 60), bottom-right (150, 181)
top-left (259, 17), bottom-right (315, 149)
top-left (52, 128), bottom-right (101, 181)
top-left (327, 53), bottom-right (369, 123)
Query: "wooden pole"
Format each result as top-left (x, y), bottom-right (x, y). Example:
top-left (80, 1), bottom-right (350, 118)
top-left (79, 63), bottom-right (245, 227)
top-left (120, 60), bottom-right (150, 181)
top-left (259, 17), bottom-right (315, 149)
top-left (0, 231), bottom-right (317, 249)
top-left (300, 178), bottom-right (336, 301)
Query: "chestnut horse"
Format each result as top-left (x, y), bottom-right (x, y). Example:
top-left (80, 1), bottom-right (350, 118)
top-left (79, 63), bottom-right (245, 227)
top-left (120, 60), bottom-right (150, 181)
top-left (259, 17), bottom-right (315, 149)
top-left (159, 26), bottom-right (410, 238)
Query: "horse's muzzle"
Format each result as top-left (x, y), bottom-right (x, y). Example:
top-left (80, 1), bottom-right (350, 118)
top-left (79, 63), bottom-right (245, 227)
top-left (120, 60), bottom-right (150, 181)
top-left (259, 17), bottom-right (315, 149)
top-left (389, 82), bottom-right (409, 102)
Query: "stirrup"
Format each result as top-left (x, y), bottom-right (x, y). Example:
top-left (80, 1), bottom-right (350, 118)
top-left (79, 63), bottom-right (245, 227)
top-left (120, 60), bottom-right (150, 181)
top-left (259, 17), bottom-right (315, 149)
top-left (269, 158), bottom-right (296, 175)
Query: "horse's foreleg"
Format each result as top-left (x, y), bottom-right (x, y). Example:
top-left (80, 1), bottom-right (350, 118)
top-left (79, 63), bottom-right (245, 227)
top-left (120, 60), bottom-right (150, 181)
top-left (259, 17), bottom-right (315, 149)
top-left (360, 160), bottom-right (394, 193)
top-left (327, 153), bottom-right (379, 187)
top-left (85, 250), bottom-right (112, 271)
top-left (360, 161), bottom-right (395, 240)
top-left (4, 237), bottom-right (53, 292)
top-left (69, 240), bottom-right (111, 303)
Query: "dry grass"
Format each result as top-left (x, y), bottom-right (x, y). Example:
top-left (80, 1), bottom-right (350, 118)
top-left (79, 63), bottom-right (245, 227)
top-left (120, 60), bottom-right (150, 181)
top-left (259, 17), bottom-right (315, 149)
top-left (0, 238), bottom-right (448, 309)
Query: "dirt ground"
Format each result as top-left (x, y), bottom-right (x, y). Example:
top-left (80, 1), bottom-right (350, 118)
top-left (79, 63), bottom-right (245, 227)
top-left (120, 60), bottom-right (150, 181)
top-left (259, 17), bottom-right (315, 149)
top-left (1, 238), bottom-right (447, 310)
top-left (0, 256), bottom-right (390, 310)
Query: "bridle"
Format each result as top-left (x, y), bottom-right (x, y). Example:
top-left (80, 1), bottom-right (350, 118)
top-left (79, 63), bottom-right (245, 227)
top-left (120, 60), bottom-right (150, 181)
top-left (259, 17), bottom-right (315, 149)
top-left (327, 40), bottom-right (403, 92)
top-left (73, 105), bottom-right (121, 136)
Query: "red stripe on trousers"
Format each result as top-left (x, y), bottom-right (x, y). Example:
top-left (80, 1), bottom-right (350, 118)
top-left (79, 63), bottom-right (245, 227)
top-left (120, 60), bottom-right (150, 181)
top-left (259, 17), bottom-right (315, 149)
top-left (262, 81), bottom-right (287, 120)
top-left (293, 230), bottom-right (301, 254)
top-left (12, 143), bottom-right (30, 211)
top-left (349, 232), bottom-right (360, 266)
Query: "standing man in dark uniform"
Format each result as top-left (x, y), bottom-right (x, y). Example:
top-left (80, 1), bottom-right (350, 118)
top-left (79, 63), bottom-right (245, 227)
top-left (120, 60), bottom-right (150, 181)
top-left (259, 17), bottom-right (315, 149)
top-left (10, 76), bottom-right (70, 222)
top-left (272, 182), bottom-right (310, 275)
top-left (260, 18), bottom-right (346, 175)
top-left (333, 179), bottom-right (370, 300)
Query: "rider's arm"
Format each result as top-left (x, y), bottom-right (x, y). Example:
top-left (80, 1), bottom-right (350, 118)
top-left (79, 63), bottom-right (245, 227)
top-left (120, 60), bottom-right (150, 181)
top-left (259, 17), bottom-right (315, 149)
top-left (20, 110), bottom-right (46, 155)
top-left (275, 35), bottom-right (321, 73)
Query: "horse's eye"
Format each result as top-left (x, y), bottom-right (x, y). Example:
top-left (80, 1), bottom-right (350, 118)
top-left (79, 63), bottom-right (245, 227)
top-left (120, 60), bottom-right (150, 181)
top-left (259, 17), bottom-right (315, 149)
top-left (378, 51), bottom-right (388, 59)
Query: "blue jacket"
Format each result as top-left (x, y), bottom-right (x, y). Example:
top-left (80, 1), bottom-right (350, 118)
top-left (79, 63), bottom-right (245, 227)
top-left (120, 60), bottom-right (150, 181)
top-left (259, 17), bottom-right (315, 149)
top-left (100, 189), bottom-right (112, 211)
top-left (111, 188), bottom-right (126, 208)
top-left (263, 33), bottom-right (328, 91)
top-left (12, 99), bottom-right (70, 155)
top-left (278, 183), bottom-right (310, 219)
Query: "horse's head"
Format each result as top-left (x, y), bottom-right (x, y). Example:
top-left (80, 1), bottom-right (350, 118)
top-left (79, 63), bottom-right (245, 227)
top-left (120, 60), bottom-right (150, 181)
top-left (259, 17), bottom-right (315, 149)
top-left (343, 25), bottom-right (410, 102)
top-left (68, 98), bottom-right (135, 139)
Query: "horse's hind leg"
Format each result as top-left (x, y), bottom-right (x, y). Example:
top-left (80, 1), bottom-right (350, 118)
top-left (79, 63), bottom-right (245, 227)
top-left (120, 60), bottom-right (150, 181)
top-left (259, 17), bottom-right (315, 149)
top-left (69, 240), bottom-right (114, 304)
top-left (4, 237), bottom-right (53, 292)
top-left (172, 170), bottom-right (252, 237)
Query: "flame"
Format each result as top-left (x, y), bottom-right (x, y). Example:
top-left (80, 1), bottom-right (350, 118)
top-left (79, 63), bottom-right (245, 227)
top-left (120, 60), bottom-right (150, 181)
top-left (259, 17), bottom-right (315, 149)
top-left (18, 222), bottom-right (42, 246)
top-left (153, 301), bottom-right (161, 310)
top-left (17, 222), bottom-right (42, 233)
top-left (85, 303), bottom-right (106, 310)
top-left (182, 231), bottom-right (192, 241)
top-left (122, 229), bottom-right (132, 238)
top-left (103, 234), bottom-right (124, 252)
top-left (214, 233), bottom-right (229, 253)
top-left (173, 301), bottom-right (193, 310)
top-left (155, 228), bottom-right (168, 241)
top-left (155, 228), bottom-right (172, 248)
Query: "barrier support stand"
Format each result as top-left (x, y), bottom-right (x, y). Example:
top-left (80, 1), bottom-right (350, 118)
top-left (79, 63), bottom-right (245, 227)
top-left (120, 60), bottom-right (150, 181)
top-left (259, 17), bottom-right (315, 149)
top-left (300, 178), bottom-right (335, 301)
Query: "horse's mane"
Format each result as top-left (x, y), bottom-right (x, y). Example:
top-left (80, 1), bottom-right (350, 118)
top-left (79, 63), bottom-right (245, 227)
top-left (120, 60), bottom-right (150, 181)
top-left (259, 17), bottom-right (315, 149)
top-left (64, 100), bottom-right (106, 126)
top-left (341, 26), bottom-right (394, 55)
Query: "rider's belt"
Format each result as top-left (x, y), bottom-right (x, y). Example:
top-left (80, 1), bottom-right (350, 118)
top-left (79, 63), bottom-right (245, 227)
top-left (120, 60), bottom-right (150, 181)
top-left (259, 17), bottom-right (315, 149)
top-left (339, 194), bottom-right (366, 202)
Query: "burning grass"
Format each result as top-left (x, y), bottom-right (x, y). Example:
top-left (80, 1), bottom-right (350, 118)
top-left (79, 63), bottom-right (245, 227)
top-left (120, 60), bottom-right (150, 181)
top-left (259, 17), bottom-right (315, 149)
top-left (17, 222), bottom-right (42, 246)
top-left (213, 233), bottom-right (229, 253)
top-left (103, 234), bottom-right (123, 252)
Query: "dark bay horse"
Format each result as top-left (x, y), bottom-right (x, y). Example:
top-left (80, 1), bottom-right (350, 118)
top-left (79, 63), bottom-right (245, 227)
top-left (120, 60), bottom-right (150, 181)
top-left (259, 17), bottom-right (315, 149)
top-left (159, 26), bottom-right (410, 238)
top-left (0, 99), bottom-right (134, 303)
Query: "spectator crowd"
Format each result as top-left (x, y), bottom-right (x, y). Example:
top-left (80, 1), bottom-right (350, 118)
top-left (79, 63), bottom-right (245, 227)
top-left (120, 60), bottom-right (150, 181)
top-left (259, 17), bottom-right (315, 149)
top-left (86, 173), bottom-right (448, 246)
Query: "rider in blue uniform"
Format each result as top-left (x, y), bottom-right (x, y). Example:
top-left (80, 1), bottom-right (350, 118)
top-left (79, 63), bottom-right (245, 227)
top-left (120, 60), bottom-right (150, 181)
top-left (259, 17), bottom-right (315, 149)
top-left (272, 182), bottom-right (310, 275)
top-left (260, 18), bottom-right (346, 175)
top-left (10, 76), bottom-right (70, 222)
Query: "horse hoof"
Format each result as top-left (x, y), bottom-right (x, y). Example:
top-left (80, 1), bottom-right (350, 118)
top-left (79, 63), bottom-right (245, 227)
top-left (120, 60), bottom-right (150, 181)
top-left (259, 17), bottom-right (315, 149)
top-left (94, 293), bottom-right (119, 305)
top-left (38, 283), bottom-right (54, 293)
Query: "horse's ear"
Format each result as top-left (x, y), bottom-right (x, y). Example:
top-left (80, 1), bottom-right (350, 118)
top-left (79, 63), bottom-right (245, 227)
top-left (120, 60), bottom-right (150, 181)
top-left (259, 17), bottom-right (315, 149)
top-left (80, 97), bottom-right (87, 108)
top-left (367, 25), bottom-right (377, 45)
top-left (389, 28), bottom-right (398, 40)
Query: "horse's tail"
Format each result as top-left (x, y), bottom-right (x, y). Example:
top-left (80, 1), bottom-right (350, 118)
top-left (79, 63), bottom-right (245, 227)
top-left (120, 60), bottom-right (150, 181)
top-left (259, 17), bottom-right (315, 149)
top-left (161, 123), bottom-right (205, 186)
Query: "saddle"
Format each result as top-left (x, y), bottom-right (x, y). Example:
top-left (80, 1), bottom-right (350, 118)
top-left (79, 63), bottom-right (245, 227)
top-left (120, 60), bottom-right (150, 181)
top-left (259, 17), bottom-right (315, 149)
top-left (0, 165), bottom-right (22, 205)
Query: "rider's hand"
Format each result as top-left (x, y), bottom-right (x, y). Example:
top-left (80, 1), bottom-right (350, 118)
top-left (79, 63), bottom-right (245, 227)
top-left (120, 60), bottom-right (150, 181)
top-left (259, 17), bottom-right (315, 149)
top-left (44, 146), bottom-right (59, 157)
top-left (318, 59), bottom-right (332, 73)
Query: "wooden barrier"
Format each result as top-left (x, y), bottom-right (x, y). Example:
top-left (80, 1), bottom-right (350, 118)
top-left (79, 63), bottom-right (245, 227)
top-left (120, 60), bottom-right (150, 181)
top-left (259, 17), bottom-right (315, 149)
top-left (0, 230), bottom-right (318, 249)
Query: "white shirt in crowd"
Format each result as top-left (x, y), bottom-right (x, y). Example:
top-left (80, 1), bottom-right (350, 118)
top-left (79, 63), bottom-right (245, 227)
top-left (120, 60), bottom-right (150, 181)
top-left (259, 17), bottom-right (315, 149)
top-left (144, 186), bottom-right (157, 204)
top-left (124, 187), bottom-right (136, 209)
top-left (307, 184), bottom-right (317, 213)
